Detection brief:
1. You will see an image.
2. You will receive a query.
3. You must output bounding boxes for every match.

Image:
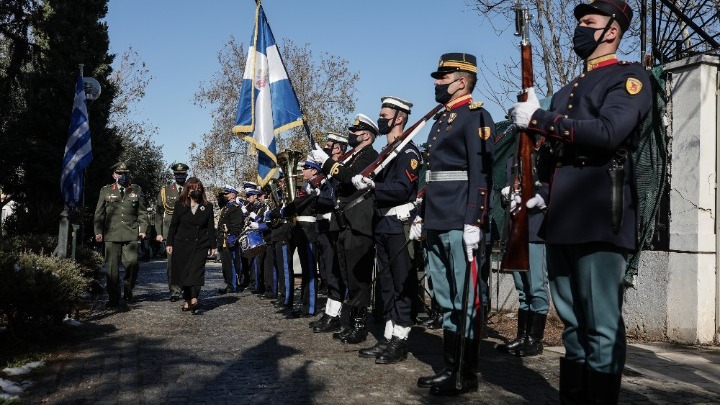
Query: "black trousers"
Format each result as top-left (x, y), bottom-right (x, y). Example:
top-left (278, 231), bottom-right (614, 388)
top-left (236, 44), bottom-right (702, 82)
top-left (219, 246), bottom-right (239, 290)
top-left (263, 244), bottom-right (277, 297)
top-left (316, 231), bottom-right (344, 303)
top-left (375, 232), bottom-right (415, 327)
top-left (337, 228), bottom-right (374, 309)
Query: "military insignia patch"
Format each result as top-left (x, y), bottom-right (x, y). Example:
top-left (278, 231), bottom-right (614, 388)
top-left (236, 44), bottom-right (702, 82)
top-left (625, 78), bottom-right (642, 95)
top-left (353, 117), bottom-right (360, 126)
top-left (479, 127), bottom-right (492, 140)
top-left (448, 113), bottom-right (457, 124)
top-left (469, 101), bottom-right (484, 110)
top-left (410, 159), bottom-right (418, 170)
top-left (330, 163), bottom-right (341, 176)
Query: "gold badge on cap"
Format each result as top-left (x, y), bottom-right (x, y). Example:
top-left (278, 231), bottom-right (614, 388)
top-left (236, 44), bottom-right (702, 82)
top-left (625, 78), bottom-right (642, 95)
top-left (353, 117), bottom-right (360, 126)
top-left (479, 127), bottom-right (492, 140)
top-left (448, 113), bottom-right (457, 124)
top-left (410, 159), bottom-right (418, 170)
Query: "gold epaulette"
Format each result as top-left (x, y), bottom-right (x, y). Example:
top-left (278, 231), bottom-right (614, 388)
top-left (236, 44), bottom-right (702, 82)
top-left (469, 101), bottom-right (484, 110)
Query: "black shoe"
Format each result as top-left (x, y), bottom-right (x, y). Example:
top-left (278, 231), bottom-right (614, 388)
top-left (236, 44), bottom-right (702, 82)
top-left (341, 327), bottom-right (367, 344)
top-left (190, 302), bottom-right (201, 315)
top-left (217, 286), bottom-right (235, 295)
top-left (169, 295), bottom-right (180, 302)
top-left (309, 313), bottom-right (327, 328)
top-left (333, 327), bottom-right (352, 340)
top-left (123, 291), bottom-right (133, 302)
top-left (105, 300), bottom-right (119, 309)
top-left (313, 314), bottom-right (341, 333)
top-left (428, 372), bottom-right (478, 396)
top-left (375, 336), bottom-right (408, 364)
top-left (358, 338), bottom-right (389, 358)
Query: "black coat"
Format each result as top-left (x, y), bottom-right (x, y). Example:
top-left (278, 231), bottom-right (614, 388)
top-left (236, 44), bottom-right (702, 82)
top-left (167, 200), bottom-right (217, 287)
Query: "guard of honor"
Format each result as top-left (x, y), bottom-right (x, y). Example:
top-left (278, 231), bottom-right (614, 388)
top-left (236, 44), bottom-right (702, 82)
top-left (91, 2), bottom-right (651, 400)
top-left (511, 0), bottom-right (651, 403)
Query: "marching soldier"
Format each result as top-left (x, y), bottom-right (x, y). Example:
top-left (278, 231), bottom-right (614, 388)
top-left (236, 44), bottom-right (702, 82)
top-left (312, 133), bottom-right (349, 333)
top-left (155, 162), bottom-right (189, 302)
top-left (94, 162), bottom-right (149, 308)
top-left (353, 96), bottom-right (421, 364)
top-left (510, 1), bottom-right (652, 402)
top-left (217, 185), bottom-right (243, 295)
top-left (312, 114), bottom-right (379, 344)
top-left (411, 53), bottom-right (495, 395)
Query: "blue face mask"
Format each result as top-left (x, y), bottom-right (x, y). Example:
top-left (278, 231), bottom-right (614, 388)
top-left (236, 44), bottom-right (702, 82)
top-left (117, 175), bottom-right (130, 187)
top-left (175, 174), bottom-right (187, 185)
top-left (572, 18), bottom-right (615, 60)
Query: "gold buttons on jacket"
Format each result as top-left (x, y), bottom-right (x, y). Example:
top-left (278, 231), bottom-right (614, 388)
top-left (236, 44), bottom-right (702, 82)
top-left (531, 119), bottom-right (537, 125)
top-left (548, 126), bottom-right (555, 131)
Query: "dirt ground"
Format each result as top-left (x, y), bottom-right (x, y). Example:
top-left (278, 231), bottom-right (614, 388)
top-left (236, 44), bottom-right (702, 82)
top-left (484, 308), bottom-right (565, 346)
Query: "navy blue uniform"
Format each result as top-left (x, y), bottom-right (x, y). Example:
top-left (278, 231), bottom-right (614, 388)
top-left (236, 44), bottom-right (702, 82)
top-left (217, 202), bottom-right (243, 293)
top-left (422, 94), bottom-right (495, 339)
top-left (374, 142), bottom-right (421, 332)
top-left (285, 186), bottom-right (319, 315)
top-left (526, 55), bottom-right (652, 385)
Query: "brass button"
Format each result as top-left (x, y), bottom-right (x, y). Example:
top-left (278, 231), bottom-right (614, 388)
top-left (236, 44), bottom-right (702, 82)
top-left (564, 115), bottom-right (569, 119)
top-left (556, 162), bottom-right (563, 168)
top-left (573, 83), bottom-right (579, 88)
top-left (428, 145), bottom-right (432, 148)
top-left (477, 219), bottom-right (482, 223)
top-left (531, 119), bottom-right (538, 125)
top-left (432, 137), bottom-right (437, 140)
top-left (563, 130), bottom-right (570, 136)
top-left (568, 104), bottom-right (573, 109)
top-left (442, 113), bottom-right (447, 117)
top-left (580, 73), bottom-right (585, 78)
top-left (480, 206), bottom-right (484, 209)
top-left (480, 191), bottom-right (485, 196)
top-left (548, 125), bottom-right (555, 131)
top-left (569, 93), bottom-right (574, 98)
top-left (436, 129), bottom-right (440, 133)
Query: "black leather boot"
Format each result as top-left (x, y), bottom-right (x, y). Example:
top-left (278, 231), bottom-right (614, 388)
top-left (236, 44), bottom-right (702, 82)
top-left (333, 306), bottom-right (355, 340)
top-left (587, 368), bottom-right (622, 405)
top-left (517, 312), bottom-right (546, 357)
top-left (559, 358), bottom-right (587, 404)
top-left (313, 314), bottom-right (341, 333)
top-left (417, 329), bottom-right (456, 388)
top-left (429, 337), bottom-right (479, 395)
top-left (375, 336), bottom-right (408, 364)
top-left (342, 307), bottom-right (368, 344)
top-left (496, 309), bottom-right (529, 354)
top-left (358, 337), bottom-right (389, 358)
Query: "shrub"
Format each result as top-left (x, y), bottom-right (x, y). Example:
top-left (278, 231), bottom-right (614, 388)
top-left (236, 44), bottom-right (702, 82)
top-left (0, 252), bottom-right (90, 337)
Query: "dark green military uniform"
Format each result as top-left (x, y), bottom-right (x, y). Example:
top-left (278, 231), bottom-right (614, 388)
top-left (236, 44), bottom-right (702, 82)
top-left (94, 162), bottom-right (149, 306)
top-left (155, 163), bottom-right (189, 299)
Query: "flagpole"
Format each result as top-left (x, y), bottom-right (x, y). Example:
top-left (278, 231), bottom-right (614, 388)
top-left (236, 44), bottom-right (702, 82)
top-left (78, 64), bottom-right (86, 249)
top-left (254, 0), bottom-right (316, 148)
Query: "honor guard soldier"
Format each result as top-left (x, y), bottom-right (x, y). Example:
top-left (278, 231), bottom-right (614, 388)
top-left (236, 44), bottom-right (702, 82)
top-left (155, 162), bottom-right (189, 302)
top-left (312, 133), bottom-right (349, 333)
top-left (217, 185), bottom-right (243, 294)
top-left (312, 114), bottom-right (379, 344)
top-left (265, 172), bottom-right (295, 310)
top-left (94, 162), bottom-right (150, 308)
top-left (352, 96), bottom-right (421, 364)
top-left (510, 1), bottom-right (652, 402)
top-left (411, 53), bottom-right (495, 395)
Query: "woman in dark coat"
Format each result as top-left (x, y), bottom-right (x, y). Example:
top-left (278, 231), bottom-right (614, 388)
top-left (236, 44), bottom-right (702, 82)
top-left (166, 177), bottom-right (216, 313)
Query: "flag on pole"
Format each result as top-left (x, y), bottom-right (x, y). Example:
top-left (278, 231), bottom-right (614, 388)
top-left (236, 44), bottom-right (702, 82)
top-left (233, 3), bottom-right (304, 186)
top-left (61, 73), bottom-right (93, 208)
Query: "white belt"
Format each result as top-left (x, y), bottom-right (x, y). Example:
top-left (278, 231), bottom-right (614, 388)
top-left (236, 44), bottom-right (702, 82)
top-left (384, 202), bottom-right (415, 221)
top-left (426, 170), bottom-right (468, 182)
top-left (316, 212), bottom-right (332, 221)
top-left (296, 216), bottom-right (317, 223)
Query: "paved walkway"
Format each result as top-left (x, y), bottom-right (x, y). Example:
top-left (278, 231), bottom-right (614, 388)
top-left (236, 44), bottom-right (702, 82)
top-left (20, 259), bottom-right (720, 404)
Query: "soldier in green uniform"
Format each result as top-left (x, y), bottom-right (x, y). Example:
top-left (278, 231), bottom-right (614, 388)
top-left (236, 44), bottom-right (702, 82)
top-left (94, 162), bottom-right (149, 308)
top-left (155, 163), bottom-right (189, 302)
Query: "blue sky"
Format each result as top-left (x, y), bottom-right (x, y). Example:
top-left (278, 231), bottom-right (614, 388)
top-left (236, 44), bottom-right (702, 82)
top-left (105, 0), bottom-right (517, 165)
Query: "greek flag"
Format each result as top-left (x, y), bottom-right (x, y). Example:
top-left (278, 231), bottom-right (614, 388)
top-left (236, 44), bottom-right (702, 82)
top-left (233, 3), bottom-right (303, 186)
top-left (60, 73), bottom-right (93, 208)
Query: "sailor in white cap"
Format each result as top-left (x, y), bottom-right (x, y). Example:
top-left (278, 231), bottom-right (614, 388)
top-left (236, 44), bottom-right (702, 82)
top-left (310, 114), bottom-right (379, 344)
top-left (352, 96), bottom-right (422, 364)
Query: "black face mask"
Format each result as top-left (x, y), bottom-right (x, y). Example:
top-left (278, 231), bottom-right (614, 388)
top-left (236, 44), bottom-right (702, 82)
top-left (175, 174), bottom-right (187, 185)
top-left (217, 194), bottom-right (228, 208)
top-left (572, 18), bottom-right (614, 60)
top-left (322, 147), bottom-right (333, 156)
top-left (117, 175), bottom-right (130, 187)
top-left (189, 189), bottom-right (203, 201)
top-left (434, 78), bottom-right (461, 104)
top-left (348, 134), bottom-right (362, 148)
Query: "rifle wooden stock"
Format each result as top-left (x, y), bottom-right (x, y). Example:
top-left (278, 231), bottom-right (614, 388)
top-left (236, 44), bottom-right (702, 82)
top-left (501, 2), bottom-right (533, 273)
top-left (310, 146), bottom-right (359, 188)
top-left (360, 104), bottom-right (444, 178)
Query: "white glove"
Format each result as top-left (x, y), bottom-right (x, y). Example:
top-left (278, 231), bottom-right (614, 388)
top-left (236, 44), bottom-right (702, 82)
top-left (501, 186), bottom-right (511, 200)
top-left (249, 222), bottom-right (259, 230)
top-left (248, 212), bottom-right (258, 221)
top-left (312, 144), bottom-right (330, 166)
top-left (409, 217), bottom-right (423, 240)
top-left (352, 174), bottom-right (374, 190)
top-left (463, 224), bottom-right (481, 261)
top-left (240, 204), bottom-right (248, 215)
top-left (304, 183), bottom-right (320, 196)
top-left (526, 193), bottom-right (547, 210)
top-left (510, 87), bottom-right (540, 129)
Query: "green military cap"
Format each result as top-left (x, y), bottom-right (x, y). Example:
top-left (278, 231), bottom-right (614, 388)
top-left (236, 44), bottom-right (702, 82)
top-left (171, 162), bottom-right (189, 173)
top-left (112, 162), bottom-right (130, 173)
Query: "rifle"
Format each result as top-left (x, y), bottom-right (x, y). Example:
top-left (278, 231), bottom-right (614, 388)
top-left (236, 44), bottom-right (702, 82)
top-left (360, 104), bottom-right (444, 178)
top-left (309, 146), bottom-right (358, 188)
top-left (501, 0), bottom-right (533, 273)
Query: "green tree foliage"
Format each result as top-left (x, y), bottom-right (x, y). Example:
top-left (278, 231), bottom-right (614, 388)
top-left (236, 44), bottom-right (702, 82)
top-left (190, 36), bottom-right (358, 187)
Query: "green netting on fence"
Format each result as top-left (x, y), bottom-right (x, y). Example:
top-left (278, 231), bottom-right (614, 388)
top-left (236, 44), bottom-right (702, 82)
top-left (490, 67), bottom-right (669, 286)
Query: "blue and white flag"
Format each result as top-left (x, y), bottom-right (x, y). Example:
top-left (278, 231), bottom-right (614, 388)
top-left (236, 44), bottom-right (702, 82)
top-left (61, 73), bottom-right (93, 208)
top-left (233, 3), bottom-right (304, 186)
